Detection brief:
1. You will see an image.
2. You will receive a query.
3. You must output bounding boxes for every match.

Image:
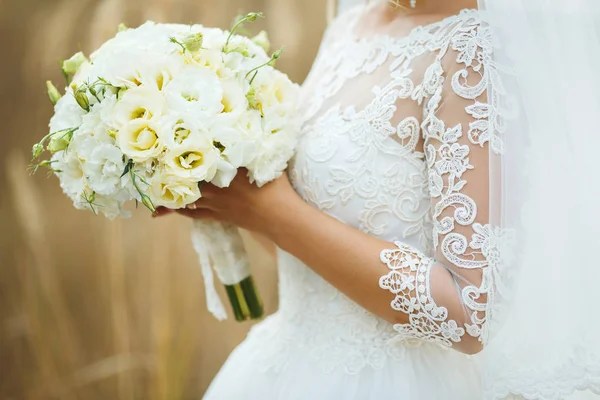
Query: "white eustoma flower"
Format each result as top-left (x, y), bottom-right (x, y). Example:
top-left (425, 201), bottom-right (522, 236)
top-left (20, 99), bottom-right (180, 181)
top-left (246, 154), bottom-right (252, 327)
top-left (72, 60), bottom-right (93, 85)
top-left (150, 172), bottom-right (201, 209)
top-left (112, 86), bottom-right (166, 127)
top-left (53, 150), bottom-right (86, 198)
top-left (117, 118), bottom-right (165, 162)
top-left (164, 66), bottom-right (223, 117)
top-left (250, 68), bottom-right (299, 120)
top-left (82, 143), bottom-right (126, 196)
top-left (219, 79), bottom-right (248, 116)
top-left (163, 138), bottom-right (219, 181)
top-left (161, 113), bottom-right (203, 147)
top-left (211, 158), bottom-right (238, 188)
top-left (49, 92), bottom-right (86, 133)
top-left (212, 111), bottom-right (263, 168)
top-left (187, 48), bottom-right (224, 73)
top-left (78, 99), bottom-right (118, 145)
top-left (247, 134), bottom-right (294, 186)
top-left (93, 194), bottom-right (128, 220)
top-left (135, 53), bottom-right (183, 90)
top-left (40, 21), bottom-right (300, 219)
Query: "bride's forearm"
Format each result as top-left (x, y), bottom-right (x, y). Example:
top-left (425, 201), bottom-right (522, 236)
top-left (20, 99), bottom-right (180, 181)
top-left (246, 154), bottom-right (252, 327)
top-left (264, 198), bottom-right (476, 353)
top-left (247, 231), bottom-right (277, 259)
top-left (263, 196), bottom-right (411, 324)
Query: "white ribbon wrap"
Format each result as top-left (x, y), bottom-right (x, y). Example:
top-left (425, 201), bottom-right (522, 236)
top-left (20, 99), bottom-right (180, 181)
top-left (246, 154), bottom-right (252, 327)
top-left (191, 220), bottom-right (251, 320)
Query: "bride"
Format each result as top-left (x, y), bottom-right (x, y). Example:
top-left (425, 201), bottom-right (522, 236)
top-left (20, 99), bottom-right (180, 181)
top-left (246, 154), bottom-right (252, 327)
top-left (157, 0), bottom-right (600, 398)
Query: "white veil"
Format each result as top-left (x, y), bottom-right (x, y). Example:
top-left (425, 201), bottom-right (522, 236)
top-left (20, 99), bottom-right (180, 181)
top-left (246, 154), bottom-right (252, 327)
top-left (335, 0), bottom-right (600, 398)
top-left (478, 0), bottom-right (600, 398)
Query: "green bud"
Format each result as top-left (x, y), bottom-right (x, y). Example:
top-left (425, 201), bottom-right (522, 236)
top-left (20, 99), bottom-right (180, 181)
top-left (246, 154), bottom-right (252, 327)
top-left (268, 49), bottom-right (282, 66)
top-left (141, 194), bottom-right (156, 213)
top-left (32, 142), bottom-right (44, 159)
top-left (245, 12), bottom-right (263, 22)
top-left (73, 87), bottom-right (90, 112)
top-left (47, 132), bottom-right (71, 153)
top-left (182, 32), bottom-right (204, 53)
top-left (46, 80), bottom-right (62, 105)
top-left (118, 23), bottom-right (128, 32)
top-left (246, 87), bottom-right (258, 109)
top-left (62, 52), bottom-right (88, 76)
top-left (251, 31), bottom-right (270, 52)
top-left (117, 87), bottom-right (128, 100)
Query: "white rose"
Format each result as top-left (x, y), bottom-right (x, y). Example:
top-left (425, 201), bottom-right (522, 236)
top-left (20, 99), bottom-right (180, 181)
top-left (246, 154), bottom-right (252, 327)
top-left (163, 138), bottom-right (219, 181)
top-left (164, 66), bottom-right (223, 117)
top-left (150, 172), bottom-right (201, 209)
top-left (117, 118), bottom-right (165, 162)
top-left (81, 143), bottom-right (126, 196)
top-left (112, 86), bottom-right (166, 127)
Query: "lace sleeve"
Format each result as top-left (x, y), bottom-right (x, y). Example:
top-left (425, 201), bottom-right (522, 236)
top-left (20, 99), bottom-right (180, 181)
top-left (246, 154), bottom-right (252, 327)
top-left (379, 20), bottom-right (501, 353)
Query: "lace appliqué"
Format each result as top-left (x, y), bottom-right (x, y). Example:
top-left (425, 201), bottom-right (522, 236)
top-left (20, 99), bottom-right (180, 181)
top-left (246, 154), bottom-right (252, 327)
top-left (376, 14), bottom-right (508, 347)
top-left (380, 242), bottom-right (465, 347)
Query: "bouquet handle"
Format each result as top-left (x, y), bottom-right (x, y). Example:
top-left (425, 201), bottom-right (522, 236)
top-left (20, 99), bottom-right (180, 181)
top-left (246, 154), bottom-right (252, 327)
top-left (191, 220), bottom-right (263, 321)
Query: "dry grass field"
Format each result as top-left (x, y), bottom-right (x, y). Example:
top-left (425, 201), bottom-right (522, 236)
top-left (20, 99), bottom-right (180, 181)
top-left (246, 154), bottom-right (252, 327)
top-left (0, 1), bottom-right (325, 398)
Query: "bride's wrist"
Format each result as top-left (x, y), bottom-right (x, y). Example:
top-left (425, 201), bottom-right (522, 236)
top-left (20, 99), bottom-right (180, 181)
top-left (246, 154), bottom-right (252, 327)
top-left (260, 193), bottom-right (316, 247)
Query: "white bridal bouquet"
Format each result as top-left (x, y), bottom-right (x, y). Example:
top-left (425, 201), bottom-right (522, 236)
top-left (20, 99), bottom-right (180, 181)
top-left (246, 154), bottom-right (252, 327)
top-left (31, 14), bottom-right (300, 321)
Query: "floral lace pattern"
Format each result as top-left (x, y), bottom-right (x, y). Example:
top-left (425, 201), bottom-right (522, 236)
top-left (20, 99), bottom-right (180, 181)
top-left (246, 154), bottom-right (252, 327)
top-left (373, 9), bottom-right (506, 347)
top-left (283, 7), bottom-right (502, 371)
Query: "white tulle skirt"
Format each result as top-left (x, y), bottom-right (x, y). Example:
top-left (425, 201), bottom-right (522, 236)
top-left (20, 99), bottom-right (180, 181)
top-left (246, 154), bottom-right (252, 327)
top-left (204, 312), bottom-right (481, 400)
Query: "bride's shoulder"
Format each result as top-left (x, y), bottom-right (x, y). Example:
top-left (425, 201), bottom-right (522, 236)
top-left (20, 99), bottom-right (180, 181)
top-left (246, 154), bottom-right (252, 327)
top-left (425, 9), bottom-right (493, 62)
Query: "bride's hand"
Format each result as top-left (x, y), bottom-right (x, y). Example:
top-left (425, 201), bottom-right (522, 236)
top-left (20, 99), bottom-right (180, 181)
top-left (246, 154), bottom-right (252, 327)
top-left (154, 170), bottom-right (301, 235)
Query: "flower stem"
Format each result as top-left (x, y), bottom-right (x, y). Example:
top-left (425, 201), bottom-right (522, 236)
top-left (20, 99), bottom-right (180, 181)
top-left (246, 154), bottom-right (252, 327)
top-left (224, 12), bottom-right (264, 51)
top-left (224, 276), bottom-right (263, 321)
top-left (245, 49), bottom-right (282, 80)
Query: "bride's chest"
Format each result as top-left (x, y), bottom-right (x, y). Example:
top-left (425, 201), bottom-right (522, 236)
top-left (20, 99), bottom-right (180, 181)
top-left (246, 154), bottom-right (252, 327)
top-left (289, 97), bottom-right (433, 251)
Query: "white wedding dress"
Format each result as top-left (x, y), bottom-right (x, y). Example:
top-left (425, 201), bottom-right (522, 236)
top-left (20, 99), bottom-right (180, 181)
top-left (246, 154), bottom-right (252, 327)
top-left (205, 4), bottom-right (500, 399)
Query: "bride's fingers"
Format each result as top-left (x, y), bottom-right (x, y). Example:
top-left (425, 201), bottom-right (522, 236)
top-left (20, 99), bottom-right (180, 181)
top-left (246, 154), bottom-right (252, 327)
top-left (192, 197), bottom-right (218, 210)
top-left (175, 208), bottom-right (216, 220)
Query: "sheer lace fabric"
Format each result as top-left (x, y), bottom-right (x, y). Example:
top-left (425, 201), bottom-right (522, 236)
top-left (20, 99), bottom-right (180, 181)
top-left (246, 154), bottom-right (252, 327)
top-left (298, 4), bottom-right (502, 350)
top-left (204, 4), bottom-right (500, 399)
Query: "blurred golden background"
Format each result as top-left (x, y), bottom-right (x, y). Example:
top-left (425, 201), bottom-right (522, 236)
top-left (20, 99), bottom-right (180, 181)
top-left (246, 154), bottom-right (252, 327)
top-left (0, 0), bottom-right (326, 398)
